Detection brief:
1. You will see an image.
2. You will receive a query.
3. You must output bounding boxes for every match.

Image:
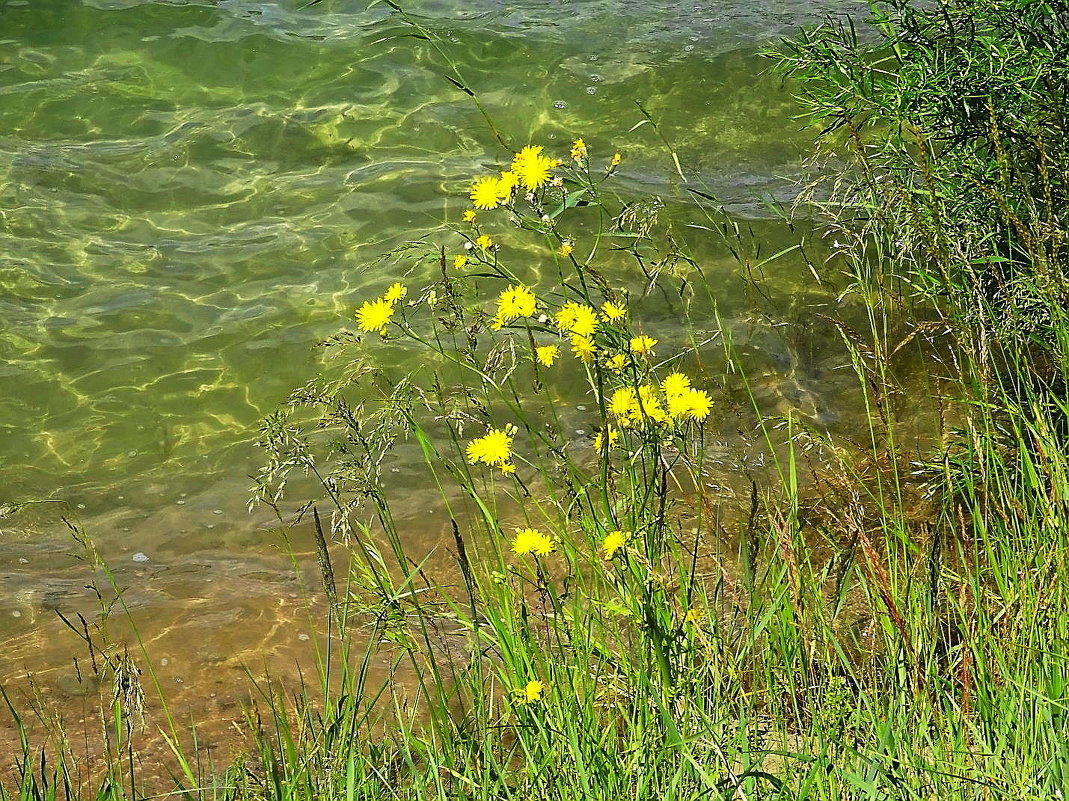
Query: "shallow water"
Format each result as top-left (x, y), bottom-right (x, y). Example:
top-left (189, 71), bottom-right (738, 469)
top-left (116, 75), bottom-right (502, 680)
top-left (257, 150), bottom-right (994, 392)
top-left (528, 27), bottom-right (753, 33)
top-left (0, 0), bottom-right (878, 753)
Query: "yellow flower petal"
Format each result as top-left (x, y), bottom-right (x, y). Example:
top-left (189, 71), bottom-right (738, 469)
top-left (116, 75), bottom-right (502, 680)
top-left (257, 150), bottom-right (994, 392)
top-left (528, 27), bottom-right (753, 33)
top-left (512, 145), bottom-right (555, 191)
top-left (470, 176), bottom-right (502, 210)
top-left (609, 387), bottom-right (638, 420)
top-left (497, 171), bottom-right (519, 200)
top-left (629, 335), bottom-right (657, 355)
top-left (602, 530), bottom-right (629, 558)
top-left (465, 427), bottom-right (514, 466)
top-left (494, 285), bottom-right (537, 328)
top-left (536, 344), bottom-right (559, 367)
top-left (600, 300), bottom-right (627, 323)
top-left (570, 334), bottom-right (596, 363)
top-left (662, 372), bottom-right (691, 397)
top-left (517, 679), bottom-right (546, 704)
top-left (554, 302), bottom-right (598, 338)
top-left (355, 297), bottom-right (395, 333)
top-left (511, 145), bottom-right (544, 171)
top-left (685, 389), bottom-right (712, 421)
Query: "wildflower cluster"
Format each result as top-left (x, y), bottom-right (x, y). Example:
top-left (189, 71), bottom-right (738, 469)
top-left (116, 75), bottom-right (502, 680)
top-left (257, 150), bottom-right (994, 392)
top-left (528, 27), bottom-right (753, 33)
top-left (454, 140), bottom-right (619, 258)
top-left (452, 144), bottom-right (713, 477)
top-left (334, 132), bottom-right (734, 746)
top-left (554, 301), bottom-right (600, 362)
top-left (468, 145), bottom-right (560, 212)
top-left (607, 372), bottom-right (711, 429)
top-left (351, 139), bottom-right (714, 595)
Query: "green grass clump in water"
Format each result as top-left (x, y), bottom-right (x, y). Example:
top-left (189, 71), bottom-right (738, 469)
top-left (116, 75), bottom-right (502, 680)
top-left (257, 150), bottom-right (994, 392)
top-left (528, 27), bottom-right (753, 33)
top-left (6, 0), bottom-right (1069, 797)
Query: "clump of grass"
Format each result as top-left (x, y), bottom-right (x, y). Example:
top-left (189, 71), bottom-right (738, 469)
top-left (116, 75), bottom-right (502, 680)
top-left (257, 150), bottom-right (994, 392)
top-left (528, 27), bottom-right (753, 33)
top-left (772, 0), bottom-right (1069, 359)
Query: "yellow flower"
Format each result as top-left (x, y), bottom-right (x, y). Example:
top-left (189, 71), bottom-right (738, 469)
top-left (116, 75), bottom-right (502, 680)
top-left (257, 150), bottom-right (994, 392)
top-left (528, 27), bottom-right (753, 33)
top-left (355, 297), bottom-right (395, 333)
top-left (497, 171), bottom-right (519, 200)
top-left (453, 254), bottom-right (468, 270)
top-left (571, 138), bottom-right (587, 161)
top-left (465, 427), bottom-right (514, 466)
top-left (536, 344), bottom-right (560, 367)
top-left (384, 282), bottom-right (407, 302)
top-left (470, 176), bottom-right (502, 210)
top-left (463, 209), bottom-right (477, 222)
top-left (667, 391), bottom-right (692, 421)
top-left (570, 334), bottom-right (596, 363)
top-left (605, 353), bottom-right (628, 371)
top-left (571, 305), bottom-right (598, 336)
top-left (554, 302), bottom-right (598, 338)
top-left (593, 427), bottom-right (619, 451)
top-left (517, 155), bottom-right (554, 191)
top-left (517, 679), bottom-right (546, 704)
top-left (684, 389), bottom-right (712, 421)
top-left (684, 608), bottom-right (703, 624)
top-left (512, 527), bottom-right (554, 557)
top-left (554, 303), bottom-right (576, 331)
top-left (512, 145), bottom-right (545, 171)
top-left (638, 384), bottom-right (669, 424)
top-left (602, 530), bottom-right (629, 558)
top-left (493, 285), bottom-right (537, 328)
top-left (609, 387), bottom-right (638, 420)
top-left (498, 462), bottom-right (516, 475)
top-left (648, 407), bottom-right (670, 425)
top-left (610, 152), bottom-right (622, 168)
top-left (558, 240), bottom-right (574, 257)
top-left (629, 335), bottom-right (657, 355)
top-left (600, 300), bottom-right (626, 323)
top-left (668, 387), bottom-right (712, 421)
top-left (662, 372), bottom-right (691, 398)
top-left (476, 234), bottom-right (493, 250)
top-left (512, 145), bottom-right (555, 191)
